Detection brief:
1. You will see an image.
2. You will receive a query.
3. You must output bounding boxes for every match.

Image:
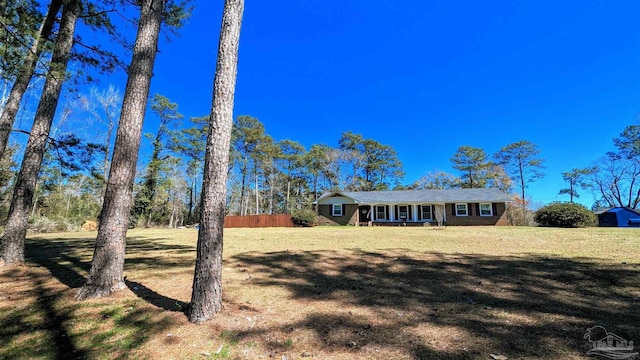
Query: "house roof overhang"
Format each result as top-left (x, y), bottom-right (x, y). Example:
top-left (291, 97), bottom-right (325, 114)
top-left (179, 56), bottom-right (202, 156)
top-left (314, 188), bottom-right (513, 205)
top-left (312, 191), bottom-right (360, 205)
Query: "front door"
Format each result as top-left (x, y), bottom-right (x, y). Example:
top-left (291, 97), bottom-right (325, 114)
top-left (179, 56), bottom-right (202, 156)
top-left (359, 205), bottom-right (372, 222)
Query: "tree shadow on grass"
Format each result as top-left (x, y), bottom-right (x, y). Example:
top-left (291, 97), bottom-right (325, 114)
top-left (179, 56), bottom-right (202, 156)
top-left (231, 249), bottom-right (640, 359)
top-left (32, 277), bottom-right (88, 360)
top-left (24, 235), bottom-right (195, 289)
top-left (125, 278), bottom-right (188, 313)
top-left (0, 234), bottom-right (194, 360)
top-left (0, 270), bottom-right (89, 360)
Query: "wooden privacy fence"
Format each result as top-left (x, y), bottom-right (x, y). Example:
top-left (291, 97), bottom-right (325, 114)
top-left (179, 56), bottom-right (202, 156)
top-left (224, 214), bottom-right (293, 228)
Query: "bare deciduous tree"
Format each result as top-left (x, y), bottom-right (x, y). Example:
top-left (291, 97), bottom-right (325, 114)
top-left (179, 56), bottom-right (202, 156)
top-left (80, 85), bottom-right (122, 190)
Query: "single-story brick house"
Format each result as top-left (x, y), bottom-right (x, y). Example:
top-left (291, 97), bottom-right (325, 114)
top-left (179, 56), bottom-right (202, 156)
top-left (313, 188), bottom-right (512, 226)
top-left (595, 207), bottom-right (640, 227)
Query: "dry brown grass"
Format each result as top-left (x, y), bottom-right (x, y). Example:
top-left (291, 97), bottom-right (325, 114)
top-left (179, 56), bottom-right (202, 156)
top-left (1, 226), bottom-right (639, 359)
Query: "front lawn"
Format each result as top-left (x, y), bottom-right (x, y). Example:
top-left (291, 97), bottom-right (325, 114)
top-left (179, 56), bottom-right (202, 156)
top-left (1, 226), bottom-right (638, 359)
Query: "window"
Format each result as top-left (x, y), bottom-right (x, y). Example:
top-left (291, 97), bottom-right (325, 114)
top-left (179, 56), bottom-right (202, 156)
top-left (376, 205), bottom-right (386, 220)
top-left (332, 204), bottom-right (343, 217)
top-left (421, 205), bottom-right (432, 220)
top-left (398, 205), bottom-right (408, 219)
top-left (480, 203), bottom-right (492, 216)
top-left (455, 203), bottom-right (468, 216)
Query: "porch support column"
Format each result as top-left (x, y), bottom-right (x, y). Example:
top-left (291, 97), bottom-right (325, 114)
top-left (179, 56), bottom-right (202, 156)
top-left (389, 204), bottom-right (395, 222)
top-left (443, 204), bottom-right (447, 223)
top-left (412, 204), bottom-right (418, 222)
top-left (371, 204), bottom-right (376, 222)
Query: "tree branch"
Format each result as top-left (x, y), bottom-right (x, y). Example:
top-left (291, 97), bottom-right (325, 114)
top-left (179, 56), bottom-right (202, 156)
top-left (12, 128), bottom-right (81, 169)
top-left (11, 129), bottom-right (31, 136)
top-left (73, 39), bottom-right (127, 72)
top-left (0, 19), bottom-right (54, 78)
top-left (79, 7), bottom-right (117, 19)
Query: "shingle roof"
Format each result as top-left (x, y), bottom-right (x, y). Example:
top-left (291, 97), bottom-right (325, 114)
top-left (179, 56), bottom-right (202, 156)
top-left (593, 207), bottom-right (612, 215)
top-left (317, 188), bottom-right (512, 204)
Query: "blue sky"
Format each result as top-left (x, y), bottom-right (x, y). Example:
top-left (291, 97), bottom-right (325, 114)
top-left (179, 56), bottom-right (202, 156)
top-left (83, 1), bottom-right (640, 206)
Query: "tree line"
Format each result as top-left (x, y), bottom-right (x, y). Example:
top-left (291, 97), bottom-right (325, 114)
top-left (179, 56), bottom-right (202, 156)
top-left (409, 124), bottom-right (640, 214)
top-left (2, 90), bottom-right (640, 230)
top-left (558, 124), bottom-right (640, 209)
top-left (138, 113), bottom-right (407, 223)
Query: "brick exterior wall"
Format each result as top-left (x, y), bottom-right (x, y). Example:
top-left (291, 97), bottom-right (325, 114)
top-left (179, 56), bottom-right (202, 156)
top-left (445, 203), bottom-right (508, 226)
top-left (317, 204), bottom-right (358, 225)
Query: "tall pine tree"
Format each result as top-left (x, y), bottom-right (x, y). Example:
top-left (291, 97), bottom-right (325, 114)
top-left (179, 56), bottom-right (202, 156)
top-left (76, 0), bottom-right (185, 299)
top-left (189, 0), bottom-right (244, 324)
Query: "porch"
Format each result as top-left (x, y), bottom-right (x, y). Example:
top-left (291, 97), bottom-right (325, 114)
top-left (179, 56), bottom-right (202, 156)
top-left (355, 203), bottom-right (446, 226)
top-left (361, 221), bottom-right (437, 227)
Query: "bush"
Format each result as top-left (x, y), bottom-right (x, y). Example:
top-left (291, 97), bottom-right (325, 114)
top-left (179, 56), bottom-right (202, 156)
top-left (534, 202), bottom-right (596, 228)
top-left (59, 218), bottom-right (79, 232)
top-left (27, 216), bottom-right (81, 233)
top-left (290, 209), bottom-right (318, 227)
top-left (28, 216), bottom-right (59, 233)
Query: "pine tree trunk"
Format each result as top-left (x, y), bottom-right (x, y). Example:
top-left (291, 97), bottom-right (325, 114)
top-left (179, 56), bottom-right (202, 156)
top-left (30, 182), bottom-right (40, 217)
top-left (144, 136), bottom-right (162, 227)
top-left (313, 174), bottom-right (318, 200)
top-left (239, 165), bottom-right (246, 215)
top-left (188, 178), bottom-right (194, 222)
top-left (0, 0), bottom-right (62, 158)
top-left (169, 190), bottom-right (177, 228)
top-left (519, 162), bottom-right (525, 209)
top-left (269, 172), bottom-right (274, 214)
top-left (286, 178), bottom-right (291, 213)
top-left (255, 171), bottom-right (259, 214)
top-left (76, 0), bottom-right (164, 299)
top-left (0, 0), bottom-right (78, 267)
top-left (189, 0), bottom-right (244, 324)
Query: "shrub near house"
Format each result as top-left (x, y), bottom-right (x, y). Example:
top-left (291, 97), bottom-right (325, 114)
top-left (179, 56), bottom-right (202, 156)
top-left (290, 209), bottom-right (318, 227)
top-left (534, 202), bottom-right (596, 228)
